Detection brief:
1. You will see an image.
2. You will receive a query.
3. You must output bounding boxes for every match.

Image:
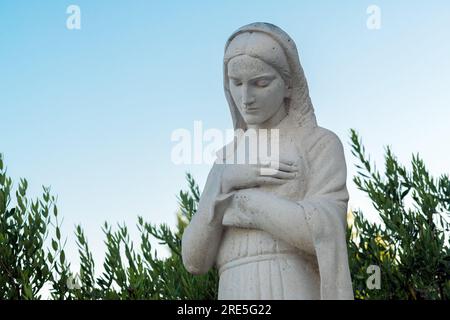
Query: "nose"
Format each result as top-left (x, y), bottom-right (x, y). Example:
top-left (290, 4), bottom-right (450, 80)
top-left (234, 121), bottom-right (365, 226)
top-left (242, 86), bottom-right (255, 107)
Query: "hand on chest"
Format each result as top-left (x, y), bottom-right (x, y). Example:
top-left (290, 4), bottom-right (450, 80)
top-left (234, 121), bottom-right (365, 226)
top-left (227, 132), bottom-right (309, 200)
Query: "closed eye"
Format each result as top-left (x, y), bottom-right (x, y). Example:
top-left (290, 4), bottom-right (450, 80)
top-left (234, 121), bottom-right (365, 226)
top-left (230, 78), bottom-right (242, 87)
top-left (254, 78), bottom-right (271, 87)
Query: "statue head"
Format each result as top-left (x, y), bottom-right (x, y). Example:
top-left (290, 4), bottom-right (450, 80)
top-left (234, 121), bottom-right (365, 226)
top-left (223, 22), bottom-right (317, 131)
top-left (225, 32), bottom-right (291, 127)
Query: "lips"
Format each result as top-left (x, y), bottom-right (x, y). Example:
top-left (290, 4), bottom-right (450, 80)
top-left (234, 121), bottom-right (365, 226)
top-left (245, 108), bottom-right (259, 113)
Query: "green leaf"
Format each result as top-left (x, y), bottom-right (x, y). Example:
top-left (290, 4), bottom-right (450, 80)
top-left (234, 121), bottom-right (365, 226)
top-left (60, 250), bottom-right (65, 265)
top-left (52, 239), bottom-right (58, 251)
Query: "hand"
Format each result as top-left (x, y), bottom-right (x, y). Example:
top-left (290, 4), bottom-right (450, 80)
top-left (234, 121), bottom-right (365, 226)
top-left (222, 189), bottom-right (267, 229)
top-left (221, 160), bottom-right (298, 194)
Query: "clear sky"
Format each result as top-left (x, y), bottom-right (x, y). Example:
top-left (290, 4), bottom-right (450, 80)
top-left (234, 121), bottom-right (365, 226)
top-left (1, 1), bottom-right (449, 272)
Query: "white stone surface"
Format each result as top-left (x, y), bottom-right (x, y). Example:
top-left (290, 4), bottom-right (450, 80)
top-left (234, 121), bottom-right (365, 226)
top-left (182, 22), bottom-right (353, 300)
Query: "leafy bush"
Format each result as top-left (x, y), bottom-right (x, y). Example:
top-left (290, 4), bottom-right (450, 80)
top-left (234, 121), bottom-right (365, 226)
top-left (68, 173), bottom-right (218, 300)
top-left (348, 130), bottom-right (450, 299)
top-left (0, 154), bottom-right (63, 299)
top-left (0, 154), bottom-right (217, 300)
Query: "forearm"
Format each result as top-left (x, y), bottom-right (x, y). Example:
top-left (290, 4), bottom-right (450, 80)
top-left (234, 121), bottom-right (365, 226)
top-left (182, 214), bottom-right (223, 275)
top-left (181, 188), bottom-right (234, 274)
top-left (234, 189), bottom-right (316, 255)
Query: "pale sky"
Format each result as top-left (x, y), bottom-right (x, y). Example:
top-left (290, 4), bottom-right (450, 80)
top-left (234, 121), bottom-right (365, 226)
top-left (1, 1), bottom-right (449, 273)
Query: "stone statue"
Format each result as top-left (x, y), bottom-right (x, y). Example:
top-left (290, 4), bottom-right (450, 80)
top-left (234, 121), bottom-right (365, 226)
top-left (181, 22), bottom-right (353, 300)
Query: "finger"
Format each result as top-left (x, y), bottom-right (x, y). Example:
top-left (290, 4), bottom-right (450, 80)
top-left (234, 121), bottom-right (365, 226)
top-left (271, 170), bottom-right (297, 179)
top-left (269, 161), bottom-right (298, 172)
top-left (256, 176), bottom-right (287, 185)
top-left (259, 168), bottom-right (296, 179)
top-left (278, 158), bottom-right (295, 166)
top-left (258, 159), bottom-right (297, 170)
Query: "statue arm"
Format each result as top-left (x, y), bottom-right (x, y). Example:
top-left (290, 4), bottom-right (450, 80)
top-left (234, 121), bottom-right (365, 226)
top-left (181, 163), bottom-right (232, 275)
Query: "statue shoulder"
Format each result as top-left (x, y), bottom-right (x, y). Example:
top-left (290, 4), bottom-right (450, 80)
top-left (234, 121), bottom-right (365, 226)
top-left (295, 126), bottom-right (344, 155)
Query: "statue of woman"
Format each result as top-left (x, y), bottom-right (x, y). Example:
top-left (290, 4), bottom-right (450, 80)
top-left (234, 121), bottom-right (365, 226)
top-left (181, 22), bottom-right (353, 300)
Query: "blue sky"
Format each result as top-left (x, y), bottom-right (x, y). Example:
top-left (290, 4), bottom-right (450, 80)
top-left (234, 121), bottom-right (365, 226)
top-left (1, 1), bottom-right (449, 272)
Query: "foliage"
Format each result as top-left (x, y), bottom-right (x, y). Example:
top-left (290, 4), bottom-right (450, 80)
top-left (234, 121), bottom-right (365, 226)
top-left (0, 153), bottom-right (65, 299)
top-left (67, 172), bottom-right (218, 300)
top-left (348, 129), bottom-right (450, 299)
top-left (0, 156), bottom-right (217, 299)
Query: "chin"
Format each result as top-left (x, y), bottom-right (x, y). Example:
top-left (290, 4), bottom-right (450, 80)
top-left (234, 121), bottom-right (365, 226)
top-left (243, 115), bottom-right (266, 126)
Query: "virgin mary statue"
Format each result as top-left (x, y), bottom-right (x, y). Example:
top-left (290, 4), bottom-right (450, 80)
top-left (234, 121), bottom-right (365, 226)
top-left (181, 22), bottom-right (353, 300)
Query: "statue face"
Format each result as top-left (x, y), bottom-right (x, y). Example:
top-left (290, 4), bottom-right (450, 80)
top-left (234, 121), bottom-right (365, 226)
top-left (227, 55), bottom-right (287, 126)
